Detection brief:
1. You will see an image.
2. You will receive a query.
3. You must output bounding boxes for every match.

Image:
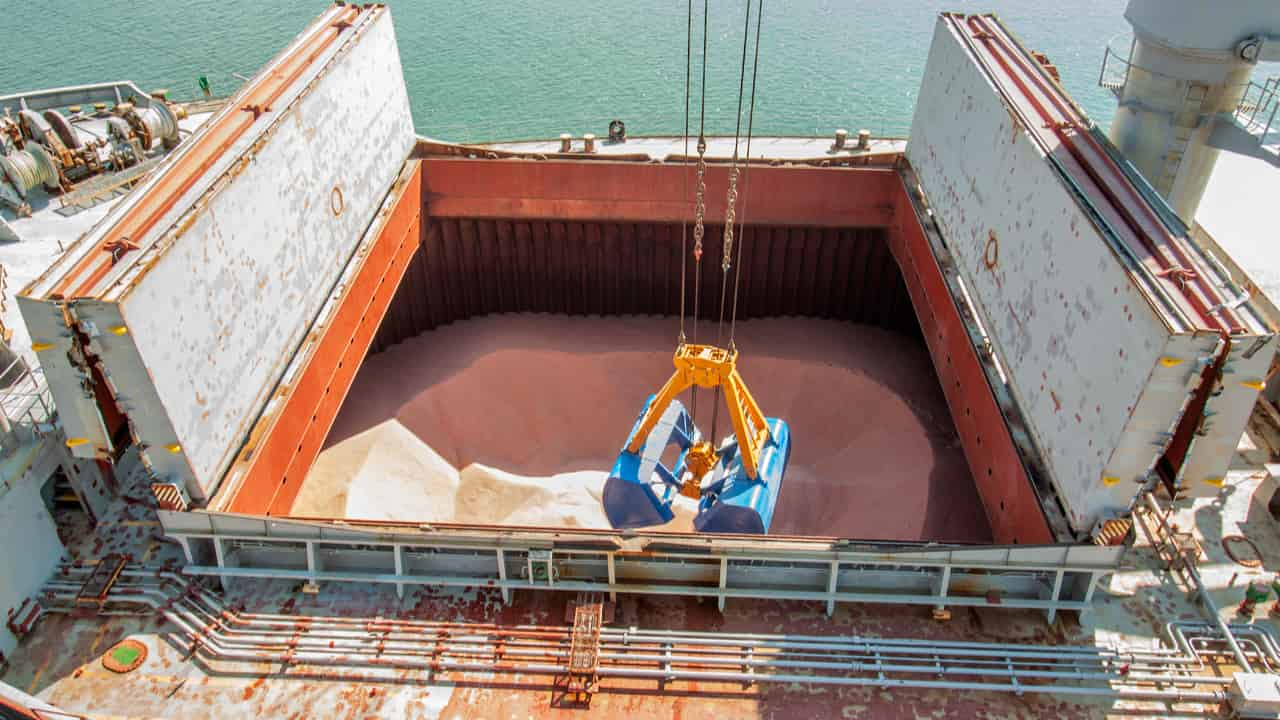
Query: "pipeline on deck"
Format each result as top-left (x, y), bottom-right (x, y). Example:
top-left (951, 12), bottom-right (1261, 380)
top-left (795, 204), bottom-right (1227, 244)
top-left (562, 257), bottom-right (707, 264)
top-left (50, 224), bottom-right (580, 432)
top-left (38, 564), bottom-right (1280, 705)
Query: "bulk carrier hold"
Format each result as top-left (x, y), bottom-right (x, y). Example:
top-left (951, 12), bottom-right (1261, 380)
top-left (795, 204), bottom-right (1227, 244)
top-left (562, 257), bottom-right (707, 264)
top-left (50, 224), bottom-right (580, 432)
top-left (2, 0), bottom-right (1280, 717)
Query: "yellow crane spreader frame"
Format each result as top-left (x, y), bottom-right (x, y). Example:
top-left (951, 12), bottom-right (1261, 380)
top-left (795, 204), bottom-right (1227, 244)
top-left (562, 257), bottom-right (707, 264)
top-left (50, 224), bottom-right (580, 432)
top-left (625, 343), bottom-right (772, 480)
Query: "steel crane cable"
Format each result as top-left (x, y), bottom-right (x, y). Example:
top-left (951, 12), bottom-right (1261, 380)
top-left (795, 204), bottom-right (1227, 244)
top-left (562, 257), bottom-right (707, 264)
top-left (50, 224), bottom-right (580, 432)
top-left (692, 0), bottom-right (711, 347)
top-left (679, 0), bottom-right (694, 347)
top-left (706, 0), bottom-right (752, 443)
top-left (728, 0), bottom-right (764, 348)
top-left (691, 0), bottom-right (711, 420)
top-left (717, 0), bottom-right (756, 348)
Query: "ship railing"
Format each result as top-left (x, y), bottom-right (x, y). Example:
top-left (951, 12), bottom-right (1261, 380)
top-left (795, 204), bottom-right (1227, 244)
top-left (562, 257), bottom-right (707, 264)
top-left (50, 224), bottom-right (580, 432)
top-left (158, 510), bottom-right (1122, 624)
top-left (1097, 34), bottom-right (1135, 97)
top-left (0, 354), bottom-right (54, 439)
top-left (1235, 76), bottom-right (1280, 149)
top-left (0, 80), bottom-right (163, 115)
top-left (1100, 34), bottom-right (1280, 151)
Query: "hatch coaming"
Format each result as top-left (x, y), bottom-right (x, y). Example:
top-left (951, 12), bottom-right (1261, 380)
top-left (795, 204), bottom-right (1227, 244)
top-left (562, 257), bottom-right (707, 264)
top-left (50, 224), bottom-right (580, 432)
top-left (202, 152), bottom-right (1059, 546)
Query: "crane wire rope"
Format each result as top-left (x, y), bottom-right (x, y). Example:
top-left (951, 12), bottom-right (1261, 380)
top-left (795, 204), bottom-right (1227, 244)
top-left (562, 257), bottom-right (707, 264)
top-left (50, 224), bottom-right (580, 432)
top-left (729, 0), bottom-right (764, 348)
top-left (717, 0), bottom-right (755, 347)
top-left (690, 0), bottom-right (711, 421)
top-left (710, 0), bottom-right (757, 445)
top-left (679, 0), bottom-right (694, 347)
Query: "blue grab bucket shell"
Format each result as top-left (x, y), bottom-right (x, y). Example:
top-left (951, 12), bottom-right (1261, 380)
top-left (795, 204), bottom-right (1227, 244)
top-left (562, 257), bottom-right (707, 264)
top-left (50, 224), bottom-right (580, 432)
top-left (694, 418), bottom-right (790, 534)
top-left (602, 395), bottom-right (695, 530)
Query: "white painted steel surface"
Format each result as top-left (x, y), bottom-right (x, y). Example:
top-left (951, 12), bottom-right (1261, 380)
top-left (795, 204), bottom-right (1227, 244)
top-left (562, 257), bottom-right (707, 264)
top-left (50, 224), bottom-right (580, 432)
top-left (0, 441), bottom-right (64, 658)
top-left (17, 297), bottom-right (115, 460)
top-left (1107, 33), bottom-right (1256, 221)
top-left (908, 19), bottom-right (1195, 531)
top-left (21, 10), bottom-right (353, 300)
top-left (1102, 331), bottom-right (1219, 501)
top-left (1180, 334), bottom-right (1278, 495)
top-left (20, 9), bottom-right (415, 502)
top-left (15, 13), bottom-right (357, 467)
top-left (114, 11), bottom-right (413, 501)
top-left (212, 159), bottom-right (421, 508)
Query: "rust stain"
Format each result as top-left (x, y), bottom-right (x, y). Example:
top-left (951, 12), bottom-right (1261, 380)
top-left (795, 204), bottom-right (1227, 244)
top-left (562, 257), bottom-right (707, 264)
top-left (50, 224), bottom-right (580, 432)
top-left (48, 4), bottom-right (368, 300)
top-left (242, 676), bottom-right (266, 701)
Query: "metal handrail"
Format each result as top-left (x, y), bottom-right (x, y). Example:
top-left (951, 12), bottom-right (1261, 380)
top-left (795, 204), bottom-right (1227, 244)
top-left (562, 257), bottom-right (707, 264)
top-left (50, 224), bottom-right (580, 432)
top-left (1097, 35), bottom-right (1135, 94)
top-left (1099, 34), bottom-right (1279, 149)
top-left (1237, 75), bottom-right (1280, 146)
top-left (0, 354), bottom-right (54, 432)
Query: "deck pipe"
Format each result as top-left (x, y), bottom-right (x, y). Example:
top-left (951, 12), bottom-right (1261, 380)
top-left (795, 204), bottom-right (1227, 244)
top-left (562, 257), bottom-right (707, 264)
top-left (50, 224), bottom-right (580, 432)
top-left (35, 568), bottom-right (1249, 703)
top-left (1141, 491), bottom-right (1254, 672)
top-left (39, 583), bottom-right (1228, 704)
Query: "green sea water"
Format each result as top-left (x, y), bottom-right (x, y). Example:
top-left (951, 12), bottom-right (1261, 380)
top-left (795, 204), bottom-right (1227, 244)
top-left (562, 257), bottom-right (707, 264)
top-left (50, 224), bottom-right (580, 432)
top-left (3, 1), bottom-right (1132, 141)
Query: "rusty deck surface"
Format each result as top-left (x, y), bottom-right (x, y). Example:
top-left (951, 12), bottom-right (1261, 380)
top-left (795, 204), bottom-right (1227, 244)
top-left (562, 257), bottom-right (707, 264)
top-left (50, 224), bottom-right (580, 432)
top-left (3, 434), bottom-right (1279, 718)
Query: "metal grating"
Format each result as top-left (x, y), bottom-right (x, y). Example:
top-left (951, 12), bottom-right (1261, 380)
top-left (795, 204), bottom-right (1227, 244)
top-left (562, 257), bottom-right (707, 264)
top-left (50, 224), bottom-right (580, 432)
top-left (74, 555), bottom-right (127, 613)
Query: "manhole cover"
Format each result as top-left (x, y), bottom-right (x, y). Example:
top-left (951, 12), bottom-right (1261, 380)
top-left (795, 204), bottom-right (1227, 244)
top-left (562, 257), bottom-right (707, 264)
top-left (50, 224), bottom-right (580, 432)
top-left (102, 639), bottom-right (148, 673)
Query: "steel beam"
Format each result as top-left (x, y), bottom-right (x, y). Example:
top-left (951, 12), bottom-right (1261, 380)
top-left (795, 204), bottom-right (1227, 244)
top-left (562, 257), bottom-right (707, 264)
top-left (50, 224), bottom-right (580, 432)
top-left (420, 158), bottom-right (898, 227)
top-left (160, 518), bottom-right (1116, 617)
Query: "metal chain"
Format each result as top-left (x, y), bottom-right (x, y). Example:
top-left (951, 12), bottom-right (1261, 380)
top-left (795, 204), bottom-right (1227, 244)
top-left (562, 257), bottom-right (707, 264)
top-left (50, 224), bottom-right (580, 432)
top-left (722, 167), bottom-right (738, 273)
top-left (716, 0), bottom-right (754, 349)
top-left (694, 142), bottom-right (707, 264)
top-left (710, 0), bottom-right (756, 441)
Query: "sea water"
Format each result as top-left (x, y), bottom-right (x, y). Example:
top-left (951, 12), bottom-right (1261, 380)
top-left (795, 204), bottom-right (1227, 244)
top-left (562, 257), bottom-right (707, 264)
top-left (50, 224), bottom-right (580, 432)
top-left (3, 0), bottom-right (1131, 141)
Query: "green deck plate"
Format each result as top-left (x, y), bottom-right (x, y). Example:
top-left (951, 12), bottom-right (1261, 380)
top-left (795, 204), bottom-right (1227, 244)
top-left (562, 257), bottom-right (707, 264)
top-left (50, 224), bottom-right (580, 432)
top-left (110, 645), bottom-right (141, 666)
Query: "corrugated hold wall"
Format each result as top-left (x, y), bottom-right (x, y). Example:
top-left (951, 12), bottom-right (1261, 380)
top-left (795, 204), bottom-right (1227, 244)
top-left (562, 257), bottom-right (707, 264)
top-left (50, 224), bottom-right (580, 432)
top-left (369, 219), bottom-right (917, 352)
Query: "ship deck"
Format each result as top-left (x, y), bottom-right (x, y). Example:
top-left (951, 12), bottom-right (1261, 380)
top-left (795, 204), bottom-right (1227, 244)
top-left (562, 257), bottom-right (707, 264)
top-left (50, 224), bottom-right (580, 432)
top-left (473, 134), bottom-right (907, 162)
top-left (7, 0), bottom-right (1280, 714)
top-left (0, 108), bottom-right (216, 369)
top-left (2, 438), bottom-right (1276, 719)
